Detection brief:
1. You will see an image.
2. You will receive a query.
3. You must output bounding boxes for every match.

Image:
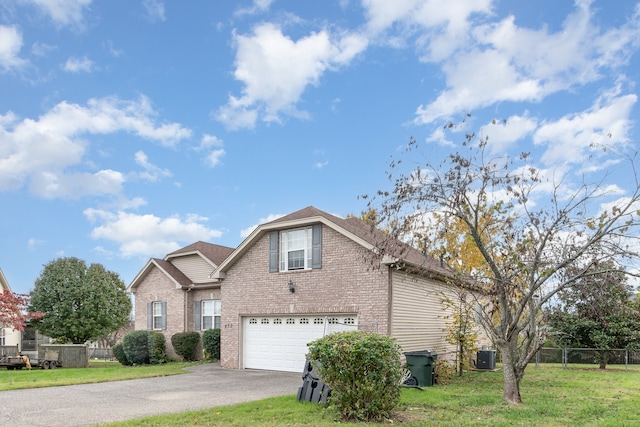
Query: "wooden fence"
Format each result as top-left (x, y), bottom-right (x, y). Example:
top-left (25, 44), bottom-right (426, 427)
top-left (0, 345), bottom-right (19, 356)
top-left (38, 344), bottom-right (89, 368)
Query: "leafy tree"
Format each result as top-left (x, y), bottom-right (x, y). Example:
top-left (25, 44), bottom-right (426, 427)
top-left (28, 257), bottom-right (132, 344)
top-left (366, 130), bottom-right (640, 403)
top-left (547, 260), bottom-right (640, 368)
top-left (0, 291), bottom-right (43, 331)
top-left (441, 291), bottom-right (480, 376)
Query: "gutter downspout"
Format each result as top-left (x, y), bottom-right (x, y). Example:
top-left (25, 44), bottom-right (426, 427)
top-left (184, 284), bottom-right (194, 331)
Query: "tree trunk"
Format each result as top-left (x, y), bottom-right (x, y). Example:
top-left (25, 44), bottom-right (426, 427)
top-left (598, 351), bottom-right (608, 370)
top-left (498, 342), bottom-right (523, 404)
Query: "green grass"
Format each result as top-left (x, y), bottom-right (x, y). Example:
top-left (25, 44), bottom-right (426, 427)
top-left (0, 360), bottom-right (196, 391)
top-left (103, 365), bottom-right (640, 427)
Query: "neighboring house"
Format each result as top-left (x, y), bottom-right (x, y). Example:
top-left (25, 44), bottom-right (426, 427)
top-left (129, 206), bottom-right (489, 372)
top-left (0, 268), bottom-right (22, 352)
top-left (127, 241), bottom-right (235, 358)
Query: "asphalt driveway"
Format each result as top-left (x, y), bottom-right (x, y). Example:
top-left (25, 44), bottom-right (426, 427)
top-left (0, 363), bottom-right (302, 426)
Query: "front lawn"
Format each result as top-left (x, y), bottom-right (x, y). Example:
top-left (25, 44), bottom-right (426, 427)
top-left (0, 360), bottom-right (196, 391)
top-left (105, 366), bottom-right (640, 426)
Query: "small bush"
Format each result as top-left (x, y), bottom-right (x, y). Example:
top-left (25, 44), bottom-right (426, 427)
top-left (307, 331), bottom-right (402, 422)
top-left (171, 331), bottom-right (201, 361)
top-left (112, 342), bottom-right (131, 366)
top-left (435, 359), bottom-right (455, 385)
top-left (202, 328), bottom-right (221, 360)
top-left (122, 330), bottom-right (151, 364)
top-left (148, 331), bottom-right (167, 364)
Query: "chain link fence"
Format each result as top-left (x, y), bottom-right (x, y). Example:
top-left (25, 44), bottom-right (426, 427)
top-left (532, 348), bottom-right (640, 370)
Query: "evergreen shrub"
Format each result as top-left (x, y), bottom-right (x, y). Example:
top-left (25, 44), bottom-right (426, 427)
top-left (122, 330), bottom-right (150, 364)
top-left (112, 342), bottom-right (131, 366)
top-left (148, 331), bottom-right (167, 364)
top-left (307, 331), bottom-right (402, 422)
top-left (202, 328), bottom-right (221, 360)
top-left (171, 331), bottom-right (201, 361)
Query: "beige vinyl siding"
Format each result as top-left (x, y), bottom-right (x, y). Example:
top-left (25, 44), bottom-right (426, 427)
top-left (390, 270), bottom-right (458, 359)
top-left (171, 255), bottom-right (215, 283)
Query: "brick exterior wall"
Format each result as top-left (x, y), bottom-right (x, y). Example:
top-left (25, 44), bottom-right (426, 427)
top-left (132, 269), bottom-right (222, 359)
top-left (219, 225), bottom-right (391, 369)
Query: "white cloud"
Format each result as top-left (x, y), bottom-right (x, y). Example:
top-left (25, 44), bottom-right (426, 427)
top-left (362, 0), bottom-right (492, 59)
top-left (62, 56), bottom-right (95, 73)
top-left (481, 115), bottom-right (538, 154)
top-left (143, 0), bottom-right (165, 22)
top-left (20, 0), bottom-right (93, 29)
top-left (240, 213), bottom-right (284, 238)
top-left (205, 149), bottom-right (225, 168)
top-left (194, 134), bottom-right (225, 167)
top-left (0, 26), bottom-right (26, 71)
top-left (31, 169), bottom-right (125, 199)
top-left (216, 23), bottom-right (368, 130)
top-left (0, 96), bottom-right (191, 198)
top-left (234, 0), bottom-right (274, 17)
top-left (27, 237), bottom-right (45, 250)
top-left (134, 151), bottom-right (172, 182)
top-left (31, 41), bottom-right (56, 57)
top-left (533, 88), bottom-right (637, 168)
top-left (84, 209), bottom-right (223, 258)
top-left (412, 1), bottom-right (640, 125)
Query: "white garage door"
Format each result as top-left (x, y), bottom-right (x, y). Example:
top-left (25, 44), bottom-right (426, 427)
top-left (243, 314), bottom-right (357, 372)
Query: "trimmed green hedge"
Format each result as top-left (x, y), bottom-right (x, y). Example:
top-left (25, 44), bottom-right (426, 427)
top-left (117, 330), bottom-right (167, 365)
top-left (307, 331), bottom-right (402, 422)
top-left (112, 342), bottom-right (131, 366)
top-left (122, 330), bottom-right (151, 364)
top-left (148, 331), bottom-right (167, 364)
top-left (171, 331), bottom-right (201, 361)
top-left (202, 328), bottom-right (221, 360)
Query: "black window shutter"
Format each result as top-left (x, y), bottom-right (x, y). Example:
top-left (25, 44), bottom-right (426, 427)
top-left (312, 224), bottom-right (322, 269)
top-left (269, 231), bottom-right (279, 272)
top-left (194, 300), bottom-right (201, 331)
top-left (146, 302), bottom-right (152, 330)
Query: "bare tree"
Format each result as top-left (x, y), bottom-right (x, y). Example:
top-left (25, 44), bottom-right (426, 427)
top-left (366, 131), bottom-right (640, 403)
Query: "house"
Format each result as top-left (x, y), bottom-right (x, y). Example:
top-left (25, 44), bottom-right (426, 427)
top-left (127, 241), bottom-right (235, 358)
top-left (0, 268), bottom-right (24, 353)
top-left (128, 206), bottom-right (486, 372)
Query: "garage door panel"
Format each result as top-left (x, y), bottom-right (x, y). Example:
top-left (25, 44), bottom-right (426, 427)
top-left (243, 315), bottom-right (357, 372)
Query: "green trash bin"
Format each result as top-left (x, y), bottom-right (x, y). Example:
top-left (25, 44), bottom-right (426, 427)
top-left (404, 350), bottom-right (438, 387)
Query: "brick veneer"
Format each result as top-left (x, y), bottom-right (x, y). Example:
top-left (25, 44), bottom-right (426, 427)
top-left (132, 268), bottom-right (222, 359)
top-left (219, 225), bottom-right (390, 369)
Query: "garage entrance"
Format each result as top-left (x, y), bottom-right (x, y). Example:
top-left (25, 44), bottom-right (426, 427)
top-left (242, 314), bottom-right (357, 372)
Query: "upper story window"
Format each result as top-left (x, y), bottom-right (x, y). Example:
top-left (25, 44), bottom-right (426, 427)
top-left (280, 228), bottom-right (312, 271)
top-left (269, 224), bottom-right (322, 273)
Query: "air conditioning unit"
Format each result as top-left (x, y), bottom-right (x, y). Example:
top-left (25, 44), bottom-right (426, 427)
top-left (476, 350), bottom-right (496, 370)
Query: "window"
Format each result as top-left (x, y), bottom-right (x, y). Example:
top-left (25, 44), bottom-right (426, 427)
top-left (201, 300), bottom-right (221, 330)
top-left (0, 328), bottom-right (5, 346)
top-left (147, 301), bottom-right (166, 330)
top-left (153, 302), bottom-right (163, 330)
top-left (280, 228), bottom-right (312, 271)
top-left (269, 224), bottom-right (322, 272)
top-left (194, 300), bottom-right (221, 330)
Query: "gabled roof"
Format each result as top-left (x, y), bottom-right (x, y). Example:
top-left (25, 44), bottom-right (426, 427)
top-left (127, 241), bottom-right (235, 293)
top-left (0, 268), bottom-right (11, 293)
top-left (211, 206), bottom-right (452, 280)
top-left (166, 241), bottom-right (234, 266)
top-left (127, 258), bottom-right (193, 293)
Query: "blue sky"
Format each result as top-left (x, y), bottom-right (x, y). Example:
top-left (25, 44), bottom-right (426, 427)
top-left (1, 0), bottom-right (639, 294)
